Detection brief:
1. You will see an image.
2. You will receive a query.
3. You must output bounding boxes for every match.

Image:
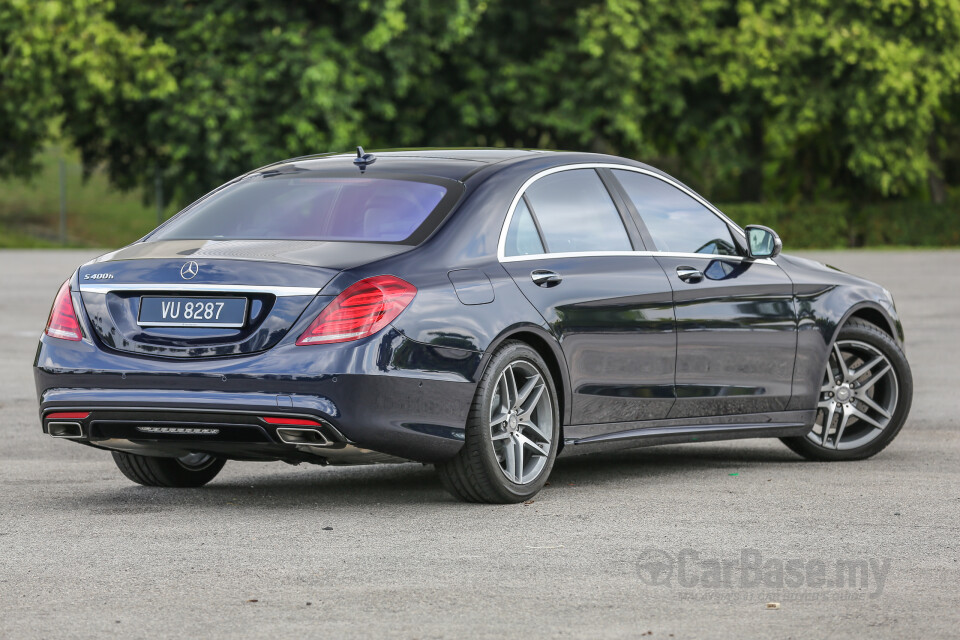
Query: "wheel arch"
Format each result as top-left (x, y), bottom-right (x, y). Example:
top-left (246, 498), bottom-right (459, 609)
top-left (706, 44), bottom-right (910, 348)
top-left (815, 302), bottom-right (900, 381)
top-left (480, 325), bottom-right (571, 431)
top-left (831, 301), bottom-right (899, 346)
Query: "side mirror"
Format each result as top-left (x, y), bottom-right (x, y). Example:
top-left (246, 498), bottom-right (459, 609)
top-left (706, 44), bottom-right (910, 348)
top-left (744, 225), bottom-right (782, 260)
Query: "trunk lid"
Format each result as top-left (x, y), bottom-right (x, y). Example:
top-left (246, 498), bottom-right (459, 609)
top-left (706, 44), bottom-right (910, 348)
top-left (76, 239), bottom-right (412, 358)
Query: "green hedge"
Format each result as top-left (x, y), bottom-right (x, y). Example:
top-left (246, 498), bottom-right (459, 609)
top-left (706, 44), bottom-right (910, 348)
top-left (720, 200), bottom-right (960, 249)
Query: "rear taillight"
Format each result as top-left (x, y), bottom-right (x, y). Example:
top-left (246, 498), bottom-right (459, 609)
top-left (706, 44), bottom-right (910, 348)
top-left (296, 275), bottom-right (416, 345)
top-left (44, 281), bottom-right (82, 341)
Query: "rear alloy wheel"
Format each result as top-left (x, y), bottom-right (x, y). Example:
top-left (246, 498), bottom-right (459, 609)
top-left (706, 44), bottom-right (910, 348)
top-left (112, 451), bottom-right (226, 487)
top-left (437, 341), bottom-right (560, 503)
top-left (782, 319), bottom-right (912, 461)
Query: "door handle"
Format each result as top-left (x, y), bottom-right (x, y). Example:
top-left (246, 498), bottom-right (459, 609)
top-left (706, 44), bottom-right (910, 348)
top-left (676, 266), bottom-right (703, 283)
top-left (531, 269), bottom-right (563, 287)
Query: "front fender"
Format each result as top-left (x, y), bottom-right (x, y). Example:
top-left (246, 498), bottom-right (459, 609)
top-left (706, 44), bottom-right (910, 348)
top-left (787, 284), bottom-right (903, 412)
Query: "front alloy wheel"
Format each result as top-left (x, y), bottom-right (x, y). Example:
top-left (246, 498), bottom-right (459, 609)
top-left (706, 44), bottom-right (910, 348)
top-left (437, 341), bottom-right (560, 503)
top-left (782, 319), bottom-right (912, 461)
top-left (812, 340), bottom-right (898, 450)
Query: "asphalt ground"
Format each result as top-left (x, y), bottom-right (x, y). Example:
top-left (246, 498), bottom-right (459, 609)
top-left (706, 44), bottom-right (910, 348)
top-left (1, 249), bottom-right (958, 639)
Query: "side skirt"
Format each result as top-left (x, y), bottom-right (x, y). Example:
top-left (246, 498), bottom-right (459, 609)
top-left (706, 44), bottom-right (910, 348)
top-left (558, 410), bottom-right (815, 457)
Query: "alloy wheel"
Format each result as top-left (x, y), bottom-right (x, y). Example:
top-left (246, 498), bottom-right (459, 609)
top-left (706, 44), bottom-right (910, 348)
top-left (808, 340), bottom-right (899, 450)
top-left (489, 360), bottom-right (554, 484)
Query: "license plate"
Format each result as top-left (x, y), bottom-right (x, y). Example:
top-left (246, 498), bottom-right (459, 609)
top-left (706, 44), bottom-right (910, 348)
top-left (138, 296), bottom-right (247, 328)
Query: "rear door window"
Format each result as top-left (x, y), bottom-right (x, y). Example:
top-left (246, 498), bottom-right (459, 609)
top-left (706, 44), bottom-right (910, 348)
top-left (612, 170), bottom-right (738, 256)
top-left (522, 169), bottom-right (632, 254)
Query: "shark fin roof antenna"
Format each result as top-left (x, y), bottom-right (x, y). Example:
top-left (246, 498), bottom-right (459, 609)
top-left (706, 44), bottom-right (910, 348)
top-left (353, 146), bottom-right (376, 171)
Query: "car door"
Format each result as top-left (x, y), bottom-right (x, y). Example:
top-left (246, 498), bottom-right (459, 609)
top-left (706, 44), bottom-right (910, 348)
top-left (609, 168), bottom-right (798, 419)
top-left (499, 167), bottom-right (676, 429)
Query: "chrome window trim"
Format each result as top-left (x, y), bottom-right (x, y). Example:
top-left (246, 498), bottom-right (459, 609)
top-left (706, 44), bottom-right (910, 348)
top-left (79, 283), bottom-right (321, 297)
top-left (497, 163), bottom-right (767, 263)
top-left (500, 250), bottom-right (774, 266)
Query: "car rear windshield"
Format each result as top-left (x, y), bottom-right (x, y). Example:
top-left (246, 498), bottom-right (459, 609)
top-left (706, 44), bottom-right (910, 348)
top-left (150, 174), bottom-right (459, 244)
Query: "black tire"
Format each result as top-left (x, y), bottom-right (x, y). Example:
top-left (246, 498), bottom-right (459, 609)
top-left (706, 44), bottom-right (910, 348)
top-left (437, 341), bottom-right (561, 503)
top-left (781, 319), bottom-right (913, 461)
top-left (112, 451), bottom-right (226, 487)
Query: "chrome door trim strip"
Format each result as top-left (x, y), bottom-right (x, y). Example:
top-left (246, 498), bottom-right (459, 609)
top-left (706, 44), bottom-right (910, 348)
top-left (500, 250), bottom-right (774, 266)
top-left (78, 283), bottom-right (321, 297)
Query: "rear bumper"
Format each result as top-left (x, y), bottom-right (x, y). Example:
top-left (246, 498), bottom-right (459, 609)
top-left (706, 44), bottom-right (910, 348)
top-left (34, 327), bottom-right (482, 463)
top-left (38, 402), bottom-right (409, 464)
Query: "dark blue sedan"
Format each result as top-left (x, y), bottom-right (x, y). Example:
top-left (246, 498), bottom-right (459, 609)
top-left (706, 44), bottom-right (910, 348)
top-left (34, 149), bottom-right (913, 502)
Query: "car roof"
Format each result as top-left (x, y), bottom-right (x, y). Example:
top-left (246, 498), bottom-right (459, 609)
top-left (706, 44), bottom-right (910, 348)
top-left (253, 148), bottom-right (644, 182)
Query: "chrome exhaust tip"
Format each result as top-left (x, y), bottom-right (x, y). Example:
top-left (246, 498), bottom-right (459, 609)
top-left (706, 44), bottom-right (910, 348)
top-left (48, 421), bottom-right (84, 439)
top-left (275, 427), bottom-right (331, 446)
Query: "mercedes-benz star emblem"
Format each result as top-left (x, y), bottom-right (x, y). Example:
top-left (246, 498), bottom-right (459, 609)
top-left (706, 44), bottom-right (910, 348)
top-left (180, 261), bottom-right (200, 280)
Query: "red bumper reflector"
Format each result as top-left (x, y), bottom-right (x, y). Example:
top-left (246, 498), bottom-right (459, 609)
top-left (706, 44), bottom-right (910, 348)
top-left (261, 416), bottom-right (321, 426)
top-left (46, 412), bottom-right (90, 420)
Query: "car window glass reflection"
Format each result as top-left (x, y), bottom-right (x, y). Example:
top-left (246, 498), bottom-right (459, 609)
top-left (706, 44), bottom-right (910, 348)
top-left (613, 170), bottom-right (737, 256)
top-left (504, 198), bottom-right (545, 257)
top-left (153, 176), bottom-right (448, 243)
top-left (524, 169), bottom-right (632, 253)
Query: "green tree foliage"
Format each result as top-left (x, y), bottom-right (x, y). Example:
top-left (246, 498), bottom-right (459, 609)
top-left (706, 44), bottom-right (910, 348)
top-left (708, 0), bottom-right (960, 201)
top-left (96, 0), bottom-right (488, 200)
top-left (480, 0), bottom-right (960, 201)
top-left (2, 0), bottom-right (959, 206)
top-left (0, 0), bottom-right (175, 178)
